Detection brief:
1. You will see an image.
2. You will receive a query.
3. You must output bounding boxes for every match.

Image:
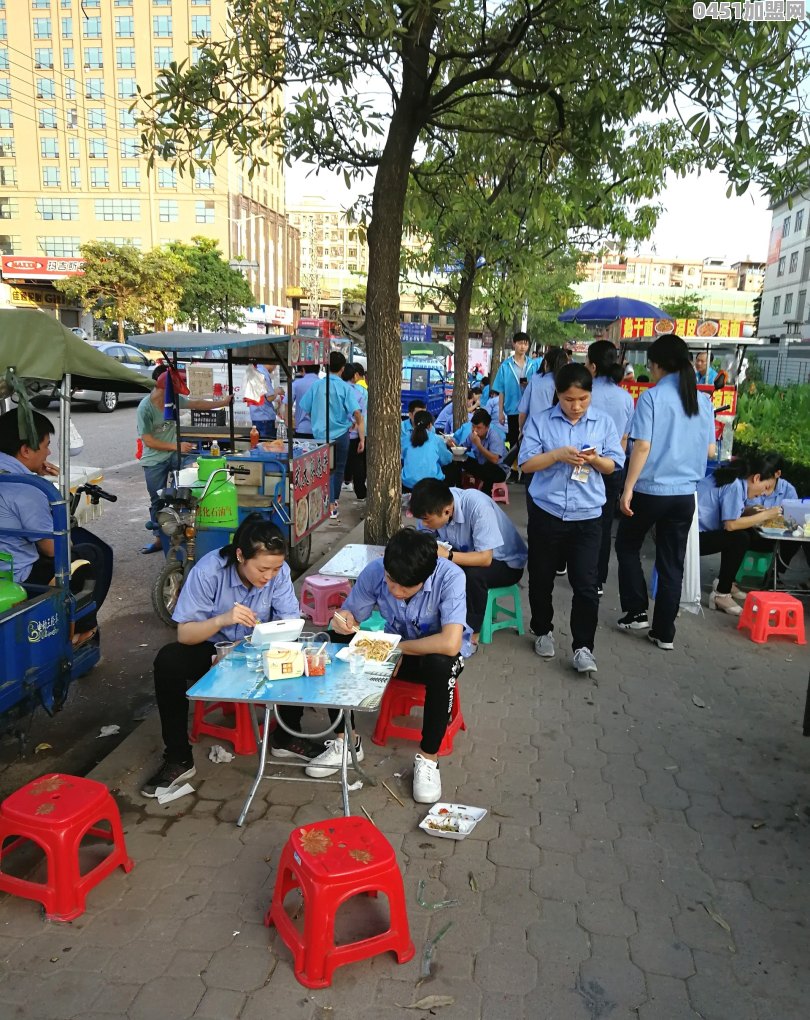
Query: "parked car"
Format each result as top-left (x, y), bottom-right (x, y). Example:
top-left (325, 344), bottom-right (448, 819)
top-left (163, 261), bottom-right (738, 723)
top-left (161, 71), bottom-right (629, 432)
top-left (33, 342), bottom-right (157, 412)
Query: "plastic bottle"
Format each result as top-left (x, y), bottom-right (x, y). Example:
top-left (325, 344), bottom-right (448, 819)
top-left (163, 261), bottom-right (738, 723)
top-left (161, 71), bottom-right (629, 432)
top-left (250, 425), bottom-right (259, 449)
top-left (210, 438), bottom-right (220, 457)
top-left (276, 418), bottom-right (287, 443)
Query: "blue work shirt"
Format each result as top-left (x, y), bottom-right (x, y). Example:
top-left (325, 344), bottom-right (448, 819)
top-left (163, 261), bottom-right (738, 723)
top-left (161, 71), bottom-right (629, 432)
top-left (349, 383), bottom-right (367, 439)
top-left (459, 423), bottom-right (507, 465)
top-left (0, 452), bottom-right (55, 582)
top-left (424, 486), bottom-right (527, 569)
top-left (485, 395), bottom-right (500, 420)
top-left (298, 373), bottom-right (360, 443)
top-left (400, 418), bottom-right (413, 449)
top-left (590, 376), bottom-right (634, 440)
top-left (402, 430), bottom-right (453, 489)
top-left (696, 366), bottom-right (718, 385)
top-left (518, 371), bottom-right (555, 420)
top-left (697, 476), bottom-right (747, 532)
top-left (249, 365), bottom-right (277, 423)
top-left (292, 373), bottom-right (318, 434)
top-left (481, 385), bottom-right (490, 403)
top-left (745, 476), bottom-right (798, 509)
top-left (433, 402), bottom-right (455, 433)
top-left (630, 374), bottom-right (715, 496)
top-left (172, 548), bottom-right (300, 644)
top-left (493, 356), bottom-right (539, 415)
top-left (519, 404), bottom-right (625, 521)
top-left (344, 556), bottom-right (474, 658)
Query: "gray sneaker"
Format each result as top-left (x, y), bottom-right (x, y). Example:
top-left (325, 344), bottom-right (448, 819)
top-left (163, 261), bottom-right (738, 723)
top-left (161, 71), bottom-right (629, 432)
top-left (534, 632), bottom-right (555, 658)
top-left (572, 647), bottom-right (598, 674)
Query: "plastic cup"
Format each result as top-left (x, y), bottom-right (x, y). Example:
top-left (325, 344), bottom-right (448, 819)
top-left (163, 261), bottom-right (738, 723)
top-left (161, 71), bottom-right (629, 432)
top-left (299, 631), bottom-right (316, 647)
top-left (305, 648), bottom-right (327, 677)
top-left (244, 642), bottom-right (262, 672)
top-left (215, 641), bottom-right (237, 665)
top-left (348, 650), bottom-right (366, 676)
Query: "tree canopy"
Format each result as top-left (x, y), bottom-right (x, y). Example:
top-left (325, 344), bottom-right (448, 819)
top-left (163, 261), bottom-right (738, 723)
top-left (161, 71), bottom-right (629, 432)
top-left (167, 237), bottom-right (257, 331)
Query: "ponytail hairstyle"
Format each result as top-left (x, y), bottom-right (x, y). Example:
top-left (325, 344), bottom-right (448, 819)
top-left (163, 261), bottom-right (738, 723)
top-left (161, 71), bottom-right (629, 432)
top-left (219, 512), bottom-right (287, 566)
top-left (588, 340), bottom-right (624, 384)
top-left (711, 452), bottom-right (781, 489)
top-left (552, 363), bottom-right (593, 405)
top-left (411, 409), bottom-right (434, 448)
top-left (647, 334), bottom-right (698, 417)
top-left (541, 346), bottom-right (568, 377)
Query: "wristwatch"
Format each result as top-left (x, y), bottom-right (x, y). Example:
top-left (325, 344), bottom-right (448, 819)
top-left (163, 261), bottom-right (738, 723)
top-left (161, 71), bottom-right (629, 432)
top-left (448, 549), bottom-right (454, 561)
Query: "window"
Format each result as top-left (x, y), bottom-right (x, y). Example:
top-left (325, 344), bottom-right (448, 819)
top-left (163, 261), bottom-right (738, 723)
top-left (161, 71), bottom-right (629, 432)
top-left (61, 17), bottom-right (72, 38)
top-left (777, 256), bottom-right (786, 277)
top-left (784, 293), bottom-right (793, 315)
top-left (0, 234), bottom-right (21, 255)
top-left (37, 236), bottom-right (81, 257)
top-left (66, 108), bottom-right (78, 128)
top-left (0, 79), bottom-right (10, 98)
top-left (192, 15), bottom-right (211, 35)
top-left (64, 78), bottom-right (76, 99)
top-left (0, 110), bottom-right (8, 131)
top-left (70, 167), bottom-right (81, 188)
top-left (35, 48), bottom-right (54, 68)
top-left (0, 197), bottom-right (18, 218)
top-left (0, 20), bottom-right (6, 41)
top-left (120, 137), bottom-right (139, 157)
top-left (116, 47), bottom-right (135, 69)
top-left (115, 16), bottom-right (134, 37)
top-left (68, 137), bottom-right (79, 158)
top-left (91, 167), bottom-right (109, 188)
top-left (42, 167), bottom-right (61, 187)
top-left (195, 200), bottom-right (215, 223)
top-left (85, 78), bottom-right (104, 99)
top-left (192, 0), bottom-right (211, 4)
top-left (37, 108), bottom-right (56, 128)
top-left (33, 18), bottom-right (52, 39)
top-left (783, 215), bottom-right (791, 237)
top-left (84, 48), bottom-right (103, 68)
top-left (114, 1), bottom-right (133, 6)
top-left (789, 251), bottom-right (799, 274)
top-left (158, 168), bottom-right (176, 188)
top-left (95, 199), bottom-right (140, 221)
top-left (159, 199), bottom-right (178, 222)
top-left (117, 77), bottom-right (136, 99)
top-left (82, 17), bottom-right (101, 38)
top-left (797, 209), bottom-right (806, 234)
top-left (772, 295), bottom-right (781, 315)
top-left (40, 137), bottom-right (59, 158)
top-left (0, 166), bottom-right (16, 186)
top-left (0, 51), bottom-right (7, 71)
top-left (194, 168), bottom-right (213, 189)
top-left (87, 109), bottom-right (106, 130)
top-left (154, 46), bottom-right (172, 69)
top-left (153, 15), bottom-right (172, 36)
top-left (797, 290), bottom-right (807, 322)
top-left (82, 0), bottom-right (100, 6)
top-left (36, 198), bottom-right (78, 221)
top-left (99, 237), bottom-right (142, 248)
top-left (0, 135), bottom-right (13, 156)
top-left (36, 76), bottom-right (55, 98)
top-left (32, 0), bottom-right (51, 7)
top-left (121, 167), bottom-right (140, 188)
top-left (89, 138), bottom-right (107, 158)
top-left (62, 47), bottom-right (74, 69)
top-left (118, 107), bottom-right (136, 129)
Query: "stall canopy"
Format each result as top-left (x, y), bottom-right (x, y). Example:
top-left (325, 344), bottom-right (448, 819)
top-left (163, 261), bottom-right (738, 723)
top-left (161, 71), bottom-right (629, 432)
top-left (131, 332), bottom-right (293, 355)
top-left (558, 296), bottom-right (669, 324)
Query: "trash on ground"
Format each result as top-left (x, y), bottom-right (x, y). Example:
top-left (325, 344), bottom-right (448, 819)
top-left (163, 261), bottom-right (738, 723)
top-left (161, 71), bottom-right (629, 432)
top-left (208, 744), bottom-right (235, 763)
top-left (751, 821), bottom-right (766, 830)
top-left (397, 995), bottom-right (455, 1010)
top-left (703, 903), bottom-right (731, 933)
top-left (416, 878), bottom-right (459, 911)
top-left (691, 695), bottom-right (706, 709)
top-left (468, 872), bottom-right (479, 892)
top-left (381, 779), bottom-right (405, 807)
top-left (97, 725), bottom-right (120, 738)
top-left (347, 779), bottom-right (363, 792)
top-left (156, 782), bottom-right (195, 805)
top-left (34, 743), bottom-right (52, 754)
top-left (419, 803), bottom-right (487, 841)
top-left (420, 922), bottom-right (453, 978)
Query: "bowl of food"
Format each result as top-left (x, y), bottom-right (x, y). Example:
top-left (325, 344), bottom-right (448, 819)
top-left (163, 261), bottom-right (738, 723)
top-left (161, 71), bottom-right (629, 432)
top-left (451, 446), bottom-right (468, 459)
top-left (347, 632), bottom-right (401, 667)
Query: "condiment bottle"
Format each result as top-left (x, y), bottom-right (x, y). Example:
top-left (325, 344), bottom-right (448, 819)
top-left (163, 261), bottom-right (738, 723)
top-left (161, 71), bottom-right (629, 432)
top-left (210, 439), bottom-right (220, 457)
top-left (250, 425), bottom-right (259, 448)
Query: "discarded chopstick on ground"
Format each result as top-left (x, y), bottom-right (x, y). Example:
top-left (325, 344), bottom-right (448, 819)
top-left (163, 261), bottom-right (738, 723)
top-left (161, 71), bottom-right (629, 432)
top-left (420, 921), bottom-right (452, 977)
top-left (381, 779), bottom-right (405, 807)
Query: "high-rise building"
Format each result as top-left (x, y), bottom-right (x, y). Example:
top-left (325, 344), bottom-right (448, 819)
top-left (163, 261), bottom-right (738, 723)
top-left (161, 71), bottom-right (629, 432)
top-left (759, 181), bottom-right (810, 340)
top-left (0, 0), bottom-right (298, 327)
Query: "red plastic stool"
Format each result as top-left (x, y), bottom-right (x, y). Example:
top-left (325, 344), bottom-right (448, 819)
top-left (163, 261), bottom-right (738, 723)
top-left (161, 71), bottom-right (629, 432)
top-left (460, 472), bottom-right (483, 491)
top-left (0, 774), bottom-right (133, 922)
top-left (371, 678), bottom-right (466, 756)
top-left (300, 575), bottom-right (353, 627)
top-left (491, 481), bottom-right (509, 505)
top-left (189, 700), bottom-right (267, 755)
top-left (265, 815), bottom-right (414, 988)
top-left (738, 591), bottom-right (806, 645)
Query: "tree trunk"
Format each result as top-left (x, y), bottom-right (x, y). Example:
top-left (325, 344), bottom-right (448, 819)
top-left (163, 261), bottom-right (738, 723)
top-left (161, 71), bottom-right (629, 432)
top-left (490, 316), bottom-right (507, 378)
top-left (117, 316), bottom-right (125, 343)
top-left (452, 253), bottom-right (477, 430)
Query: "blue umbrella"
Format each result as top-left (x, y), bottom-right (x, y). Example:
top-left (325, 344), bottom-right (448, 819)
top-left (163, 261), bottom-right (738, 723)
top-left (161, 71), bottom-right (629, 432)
top-left (558, 296), bottom-right (669, 324)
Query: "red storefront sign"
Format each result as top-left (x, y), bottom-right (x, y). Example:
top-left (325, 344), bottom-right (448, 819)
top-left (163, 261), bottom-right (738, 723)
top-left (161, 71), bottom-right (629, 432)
top-left (1, 256), bottom-right (85, 280)
top-left (622, 380), bottom-right (738, 414)
top-left (291, 444), bottom-right (330, 541)
top-left (620, 316), bottom-right (746, 340)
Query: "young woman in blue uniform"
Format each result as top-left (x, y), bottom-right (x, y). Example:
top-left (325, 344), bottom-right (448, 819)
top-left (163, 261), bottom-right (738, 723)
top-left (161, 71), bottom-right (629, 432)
top-left (401, 410), bottom-right (454, 492)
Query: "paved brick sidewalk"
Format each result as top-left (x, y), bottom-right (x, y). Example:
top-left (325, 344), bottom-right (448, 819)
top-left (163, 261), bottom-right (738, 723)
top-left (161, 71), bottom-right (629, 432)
top-left (1, 507), bottom-right (809, 1019)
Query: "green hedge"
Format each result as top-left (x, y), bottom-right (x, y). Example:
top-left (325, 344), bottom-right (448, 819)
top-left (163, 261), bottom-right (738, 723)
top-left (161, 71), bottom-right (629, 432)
top-left (734, 383), bottom-right (810, 492)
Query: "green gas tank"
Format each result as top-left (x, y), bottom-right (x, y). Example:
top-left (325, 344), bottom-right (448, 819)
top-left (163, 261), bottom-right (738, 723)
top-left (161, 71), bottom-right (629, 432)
top-left (195, 457), bottom-right (239, 529)
top-left (0, 552), bottom-right (27, 614)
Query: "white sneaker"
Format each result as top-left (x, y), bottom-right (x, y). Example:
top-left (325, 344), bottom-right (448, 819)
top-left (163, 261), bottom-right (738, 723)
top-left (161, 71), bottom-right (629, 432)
top-left (534, 633), bottom-right (555, 658)
top-left (572, 647), bottom-right (598, 673)
top-left (305, 736), bottom-right (364, 777)
top-left (712, 578), bottom-right (747, 605)
top-left (709, 590), bottom-right (742, 616)
top-left (413, 754), bottom-right (442, 804)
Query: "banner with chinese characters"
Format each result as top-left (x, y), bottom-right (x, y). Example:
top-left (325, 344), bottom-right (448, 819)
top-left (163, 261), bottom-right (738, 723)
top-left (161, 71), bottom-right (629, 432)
top-left (2, 256), bottom-right (85, 279)
top-left (620, 317), bottom-right (747, 339)
top-left (292, 444), bottom-right (330, 541)
top-left (289, 336), bottom-right (329, 366)
top-left (622, 381), bottom-right (737, 414)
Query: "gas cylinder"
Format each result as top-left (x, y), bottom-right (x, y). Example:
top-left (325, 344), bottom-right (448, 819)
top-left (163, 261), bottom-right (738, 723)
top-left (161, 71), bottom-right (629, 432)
top-left (0, 552), bottom-right (27, 613)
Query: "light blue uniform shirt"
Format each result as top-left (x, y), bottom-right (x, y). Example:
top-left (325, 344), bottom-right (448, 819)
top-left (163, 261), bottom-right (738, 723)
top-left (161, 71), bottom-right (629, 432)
top-left (344, 557), bottom-right (474, 658)
top-left (298, 373), bottom-right (360, 443)
top-left (518, 371), bottom-right (555, 420)
top-left (402, 431), bottom-right (453, 489)
top-left (292, 373), bottom-right (318, 434)
top-left (519, 404), bottom-right (625, 521)
top-left (400, 418), bottom-right (413, 449)
top-left (630, 374), bottom-right (715, 496)
top-left (697, 476), bottom-right (747, 532)
top-left (493, 356), bottom-right (539, 415)
top-left (459, 423), bottom-right (507, 465)
top-left (425, 486), bottom-right (527, 569)
top-left (485, 395), bottom-right (500, 419)
top-left (590, 376), bottom-right (634, 440)
top-left (745, 476), bottom-right (798, 508)
top-left (172, 549), bottom-right (300, 644)
top-left (433, 402), bottom-right (455, 433)
top-left (249, 365), bottom-right (277, 423)
top-left (481, 385), bottom-right (490, 403)
top-left (0, 453), bottom-right (55, 582)
top-left (696, 366), bottom-right (718, 385)
top-left (349, 383), bottom-right (367, 439)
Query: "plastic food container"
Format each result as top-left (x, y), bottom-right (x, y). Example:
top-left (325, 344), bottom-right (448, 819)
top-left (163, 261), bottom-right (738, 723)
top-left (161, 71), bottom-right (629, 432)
top-left (252, 618), bottom-right (306, 648)
top-left (261, 642), bottom-right (305, 680)
top-left (347, 631), bottom-right (401, 667)
top-left (419, 803), bottom-right (488, 841)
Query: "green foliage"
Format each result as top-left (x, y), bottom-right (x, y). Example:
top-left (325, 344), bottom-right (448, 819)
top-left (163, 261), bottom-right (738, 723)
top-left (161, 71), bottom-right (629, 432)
top-left (660, 294), bottom-right (705, 319)
top-left (735, 382), bottom-right (810, 468)
top-left (167, 237), bottom-right (257, 331)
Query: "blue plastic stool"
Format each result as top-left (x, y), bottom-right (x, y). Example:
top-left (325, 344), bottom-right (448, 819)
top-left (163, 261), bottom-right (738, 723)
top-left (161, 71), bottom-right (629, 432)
top-left (480, 585), bottom-right (524, 644)
top-left (360, 610), bottom-right (387, 632)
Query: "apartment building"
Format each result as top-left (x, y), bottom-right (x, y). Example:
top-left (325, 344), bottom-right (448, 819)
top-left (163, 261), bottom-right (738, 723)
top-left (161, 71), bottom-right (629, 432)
top-left (0, 0), bottom-right (298, 325)
top-left (758, 182), bottom-right (810, 340)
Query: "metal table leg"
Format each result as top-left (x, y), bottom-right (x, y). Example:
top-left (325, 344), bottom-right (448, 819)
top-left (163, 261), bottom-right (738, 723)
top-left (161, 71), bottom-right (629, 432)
top-left (237, 705), bottom-right (271, 827)
top-left (340, 715), bottom-right (351, 817)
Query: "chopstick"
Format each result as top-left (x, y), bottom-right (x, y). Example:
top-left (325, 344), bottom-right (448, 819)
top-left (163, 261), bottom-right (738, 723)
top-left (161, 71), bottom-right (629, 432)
top-left (333, 611), bottom-right (360, 634)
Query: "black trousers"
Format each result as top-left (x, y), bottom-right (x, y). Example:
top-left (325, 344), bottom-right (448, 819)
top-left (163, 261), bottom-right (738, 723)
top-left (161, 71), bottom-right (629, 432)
top-left (506, 413), bottom-right (520, 452)
top-left (154, 641), bottom-right (304, 763)
top-left (527, 501), bottom-right (601, 651)
top-left (699, 529), bottom-right (751, 592)
top-left (343, 437), bottom-right (367, 498)
top-left (615, 492), bottom-right (695, 644)
top-left (27, 541), bottom-right (106, 632)
top-left (444, 458), bottom-right (506, 496)
top-left (463, 560), bottom-right (524, 632)
top-left (598, 470), bottom-right (624, 585)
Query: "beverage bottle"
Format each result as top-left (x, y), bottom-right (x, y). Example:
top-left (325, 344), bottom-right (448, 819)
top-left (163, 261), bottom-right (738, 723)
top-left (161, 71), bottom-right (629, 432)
top-left (276, 418), bottom-right (287, 443)
top-left (210, 439), bottom-right (220, 457)
top-left (250, 425), bottom-right (259, 448)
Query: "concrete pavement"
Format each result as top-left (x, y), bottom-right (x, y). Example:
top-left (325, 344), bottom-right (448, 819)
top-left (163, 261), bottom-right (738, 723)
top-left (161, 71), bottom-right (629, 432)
top-left (0, 501), bottom-right (809, 1019)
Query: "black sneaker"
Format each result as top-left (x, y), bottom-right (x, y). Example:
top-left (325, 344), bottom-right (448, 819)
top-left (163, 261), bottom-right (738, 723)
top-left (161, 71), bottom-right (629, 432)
top-left (271, 734), bottom-right (326, 762)
top-left (647, 632), bottom-right (674, 651)
top-left (617, 611), bottom-right (649, 631)
top-left (141, 759), bottom-right (196, 798)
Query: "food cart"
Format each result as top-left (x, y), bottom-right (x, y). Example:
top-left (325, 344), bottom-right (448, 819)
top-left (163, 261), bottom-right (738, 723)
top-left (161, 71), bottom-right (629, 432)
top-left (130, 332), bottom-right (333, 572)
